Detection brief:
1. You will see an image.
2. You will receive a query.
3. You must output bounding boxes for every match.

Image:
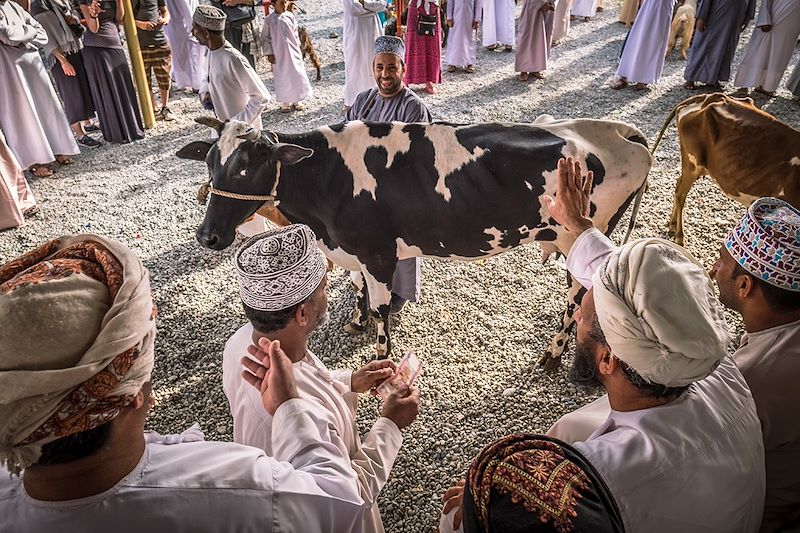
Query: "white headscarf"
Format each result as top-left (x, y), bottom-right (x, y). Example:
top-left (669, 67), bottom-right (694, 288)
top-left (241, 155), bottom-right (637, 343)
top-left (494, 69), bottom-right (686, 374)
top-left (0, 235), bottom-right (156, 475)
top-left (591, 238), bottom-right (729, 387)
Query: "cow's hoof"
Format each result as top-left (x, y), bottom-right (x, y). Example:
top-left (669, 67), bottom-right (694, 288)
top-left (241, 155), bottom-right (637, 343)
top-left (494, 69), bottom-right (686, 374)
top-left (539, 352), bottom-right (562, 371)
top-left (343, 322), bottom-right (366, 335)
top-left (370, 352), bottom-right (390, 362)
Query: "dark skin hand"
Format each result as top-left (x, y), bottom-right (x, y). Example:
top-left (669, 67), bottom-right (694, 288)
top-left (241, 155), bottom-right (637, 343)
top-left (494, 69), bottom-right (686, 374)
top-left (541, 157), bottom-right (595, 234)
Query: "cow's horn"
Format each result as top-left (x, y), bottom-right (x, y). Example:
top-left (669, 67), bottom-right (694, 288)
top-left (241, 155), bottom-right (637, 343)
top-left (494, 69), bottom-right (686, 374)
top-left (236, 127), bottom-right (261, 141)
top-left (195, 116), bottom-right (225, 133)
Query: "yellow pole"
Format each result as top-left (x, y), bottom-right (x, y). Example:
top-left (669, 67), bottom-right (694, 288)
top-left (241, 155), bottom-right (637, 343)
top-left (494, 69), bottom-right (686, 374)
top-left (120, 0), bottom-right (156, 128)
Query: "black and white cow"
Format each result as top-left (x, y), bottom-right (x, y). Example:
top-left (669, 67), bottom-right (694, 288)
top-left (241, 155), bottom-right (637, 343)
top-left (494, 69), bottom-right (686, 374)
top-left (177, 116), bottom-right (652, 368)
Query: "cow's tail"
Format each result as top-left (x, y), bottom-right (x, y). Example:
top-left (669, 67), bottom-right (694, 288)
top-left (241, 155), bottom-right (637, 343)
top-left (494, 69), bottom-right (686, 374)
top-left (621, 130), bottom-right (650, 245)
top-left (650, 104), bottom-right (680, 157)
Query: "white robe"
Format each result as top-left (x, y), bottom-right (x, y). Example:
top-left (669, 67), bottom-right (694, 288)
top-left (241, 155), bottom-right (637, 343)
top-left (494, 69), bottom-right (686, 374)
top-left (200, 42), bottom-right (272, 131)
top-left (552, 0), bottom-right (573, 44)
top-left (0, 0), bottom-right (78, 169)
top-left (549, 228), bottom-right (766, 533)
top-left (481, 0), bottom-right (515, 47)
top-left (343, 0), bottom-right (386, 107)
top-left (615, 0), bottom-right (676, 84)
top-left (444, 0), bottom-right (483, 67)
top-left (0, 129), bottom-right (35, 230)
top-left (222, 323), bottom-right (403, 533)
top-left (0, 402), bottom-right (366, 533)
top-left (734, 0), bottom-right (800, 92)
top-left (788, 60), bottom-right (800, 96)
top-left (261, 11), bottom-right (312, 105)
top-left (571, 0), bottom-right (597, 18)
top-left (164, 0), bottom-right (208, 91)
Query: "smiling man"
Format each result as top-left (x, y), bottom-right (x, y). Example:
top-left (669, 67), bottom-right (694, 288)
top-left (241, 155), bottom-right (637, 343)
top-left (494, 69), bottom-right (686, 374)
top-left (345, 35), bottom-right (431, 314)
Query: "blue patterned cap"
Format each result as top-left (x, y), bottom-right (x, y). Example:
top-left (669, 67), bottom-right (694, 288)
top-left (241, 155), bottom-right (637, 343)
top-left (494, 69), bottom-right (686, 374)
top-left (725, 197), bottom-right (800, 291)
top-left (374, 35), bottom-right (405, 58)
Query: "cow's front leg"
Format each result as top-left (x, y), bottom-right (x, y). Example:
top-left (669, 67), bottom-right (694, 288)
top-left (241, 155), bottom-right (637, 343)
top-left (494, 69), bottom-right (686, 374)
top-left (540, 273), bottom-right (586, 371)
top-left (343, 270), bottom-right (370, 334)
top-left (361, 265), bottom-right (394, 360)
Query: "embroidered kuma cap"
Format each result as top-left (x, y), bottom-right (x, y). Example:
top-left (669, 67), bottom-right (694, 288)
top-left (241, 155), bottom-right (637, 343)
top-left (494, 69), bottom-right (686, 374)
top-left (374, 35), bottom-right (405, 58)
top-left (725, 197), bottom-right (800, 292)
top-left (193, 5), bottom-right (226, 32)
top-left (235, 224), bottom-right (327, 311)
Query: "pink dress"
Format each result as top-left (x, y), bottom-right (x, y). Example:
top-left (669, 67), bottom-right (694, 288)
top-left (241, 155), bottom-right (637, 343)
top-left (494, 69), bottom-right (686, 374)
top-left (404, 2), bottom-right (442, 85)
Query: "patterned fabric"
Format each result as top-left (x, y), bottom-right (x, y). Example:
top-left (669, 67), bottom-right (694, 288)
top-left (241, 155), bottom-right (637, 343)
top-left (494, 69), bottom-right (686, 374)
top-left (375, 35), bottom-right (405, 58)
top-left (462, 434), bottom-right (624, 533)
top-left (141, 45), bottom-right (173, 92)
top-left (404, 3), bottom-right (443, 84)
top-left (725, 197), bottom-right (800, 292)
top-left (235, 224), bottom-right (327, 311)
top-left (193, 5), bottom-right (226, 31)
top-left (0, 235), bottom-right (156, 475)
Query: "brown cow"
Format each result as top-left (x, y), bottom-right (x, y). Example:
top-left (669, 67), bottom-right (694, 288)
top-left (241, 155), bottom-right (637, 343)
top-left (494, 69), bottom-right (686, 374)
top-left (652, 93), bottom-right (800, 245)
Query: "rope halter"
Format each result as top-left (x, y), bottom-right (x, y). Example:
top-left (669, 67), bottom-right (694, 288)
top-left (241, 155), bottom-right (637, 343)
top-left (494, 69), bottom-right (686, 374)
top-left (196, 180), bottom-right (278, 207)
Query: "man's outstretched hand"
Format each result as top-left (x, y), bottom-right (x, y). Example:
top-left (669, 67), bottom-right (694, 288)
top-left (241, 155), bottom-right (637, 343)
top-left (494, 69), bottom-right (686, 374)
top-left (242, 338), bottom-right (299, 415)
top-left (542, 157), bottom-right (595, 236)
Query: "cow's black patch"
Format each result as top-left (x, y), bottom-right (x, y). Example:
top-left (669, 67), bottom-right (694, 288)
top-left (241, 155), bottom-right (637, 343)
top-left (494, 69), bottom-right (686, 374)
top-left (501, 228), bottom-right (529, 248)
top-left (536, 228), bottom-right (558, 241)
top-left (586, 152), bottom-right (606, 189)
top-left (328, 123), bottom-right (346, 133)
top-left (627, 134), bottom-right (648, 149)
top-left (589, 202), bottom-right (597, 217)
top-left (366, 122), bottom-right (392, 139)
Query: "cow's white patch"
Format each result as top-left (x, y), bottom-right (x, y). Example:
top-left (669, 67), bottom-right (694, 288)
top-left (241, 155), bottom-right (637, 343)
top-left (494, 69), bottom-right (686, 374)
top-left (423, 124), bottom-right (487, 201)
top-left (395, 238), bottom-right (424, 260)
top-left (790, 156), bottom-right (800, 166)
top-left (482, 227), bottom-right (504, 252)
top-left (525, 181), bottom-right (533, 190)
top-left (317, 240), bottom-right (362, 271)
top-left (320, 122), bottom-right (412, 200)
top-left (218, 121), bottom-right (254, 166)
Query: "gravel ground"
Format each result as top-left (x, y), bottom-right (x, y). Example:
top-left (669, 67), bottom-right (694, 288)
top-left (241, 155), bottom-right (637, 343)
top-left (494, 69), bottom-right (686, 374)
top-left (2, 2), bottom-right (799, 531)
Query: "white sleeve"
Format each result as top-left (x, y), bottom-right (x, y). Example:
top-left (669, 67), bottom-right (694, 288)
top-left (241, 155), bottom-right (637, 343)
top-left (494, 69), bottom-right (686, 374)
top-left (270, 399), bottom-right (366, 529)
top-left (331, 369), bottom-right (353, 392)
top-left (229, 56), bottom-right (272, 126)
top-left (565, 228), bottom-right (617, 289)
top-left (260, 17), bottom-right (273, 56)
top-left (350, 417), bottom-right (403, 505)
top-left (0, 3), bottom-right (47, 47)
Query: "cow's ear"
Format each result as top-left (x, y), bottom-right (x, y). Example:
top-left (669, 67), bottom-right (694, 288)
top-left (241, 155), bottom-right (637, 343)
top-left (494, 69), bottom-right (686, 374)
top-left (272, 143), bottom-right (314, 165)
top-left (176, 141), bottom-right (214, 161)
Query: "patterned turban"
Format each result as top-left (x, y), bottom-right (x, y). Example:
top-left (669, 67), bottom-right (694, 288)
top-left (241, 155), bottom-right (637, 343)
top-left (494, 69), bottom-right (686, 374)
top-left (725, 197), bottom-right (800, 292)
top-left (235, 224), bottom-right (327, 311)
top-left (591, 238), bottom-right (729, 387)
top-left (462, 434), bottom-right (624, 533)
top-left (193, 5), bottom-right (226, 31)
top-left (374, 35), bottom-right (405, 58)
top-left (0, 235), bottom-right (156, 475)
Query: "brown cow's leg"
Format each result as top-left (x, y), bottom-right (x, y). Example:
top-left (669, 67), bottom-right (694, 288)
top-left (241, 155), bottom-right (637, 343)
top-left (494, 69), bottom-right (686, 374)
top-left (540, 274), bottom-right (586, 371)
top-left (669, 144), bottom-right (700, 245)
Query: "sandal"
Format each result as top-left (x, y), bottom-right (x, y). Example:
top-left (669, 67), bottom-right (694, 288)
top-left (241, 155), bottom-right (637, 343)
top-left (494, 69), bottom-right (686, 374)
top-left (56, 155), bottom-right (73, 165)
top-left (23, 205), bottom-right (39, 218)
top-left (633, 82), bottom-right (648, 90)
top-left (610, 78), bottom-right (628, 90)
top-left (280, 105), bottom-right (293, 113)
top-left (464, 65), bottom-right (476, 73)
top-left (447, 65), bottom-right (457, 73)
top-left (292, 103), bottom-right (305, 111)
top-left (531, 71), bottom-right (545, 79)
top-left (517, 72), bottom-right (530, 82)
top-left (754, 86), bottom-right (775, 97)
top-left (424, 84), bottom-right (437, 94)
top-left (684, 81), bottom-right (697, 89)
top-left (28, 164), bottom-right (53, 177)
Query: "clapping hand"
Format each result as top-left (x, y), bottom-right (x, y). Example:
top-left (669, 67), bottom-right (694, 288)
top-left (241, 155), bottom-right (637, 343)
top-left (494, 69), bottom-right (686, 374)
top-left (242, 338), bottom-right (299, 415)
top-left (351, 359), bottom-right (396, 394)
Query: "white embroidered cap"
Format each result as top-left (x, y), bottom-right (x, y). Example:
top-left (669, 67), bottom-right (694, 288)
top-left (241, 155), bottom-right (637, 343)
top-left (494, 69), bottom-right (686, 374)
top-left (235, 224), bottom-right (327, 311)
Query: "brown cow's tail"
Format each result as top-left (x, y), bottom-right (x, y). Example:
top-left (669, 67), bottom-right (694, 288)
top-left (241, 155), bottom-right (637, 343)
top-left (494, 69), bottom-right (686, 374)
top-left (650, 104), bottom-right (680, 157)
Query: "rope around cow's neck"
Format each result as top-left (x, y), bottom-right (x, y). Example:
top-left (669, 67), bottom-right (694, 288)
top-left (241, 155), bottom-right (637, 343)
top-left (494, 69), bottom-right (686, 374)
top-left (196, 180), bottom-right (278, 206)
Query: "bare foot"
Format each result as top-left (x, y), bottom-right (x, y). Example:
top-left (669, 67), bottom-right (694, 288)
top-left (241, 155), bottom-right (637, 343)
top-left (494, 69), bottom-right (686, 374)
top-left (684, 81), bottom-right (697, 89)
top-left (610, 77), bottom-right (628, 90)
top-left (28, 164), bottom-right (53, 177)
top-left (425, 83), bottom-right (437, 94)
top-left (55, 155), bottom-right (73, 165)
top-left (531, 72), bottom-right (545, 79)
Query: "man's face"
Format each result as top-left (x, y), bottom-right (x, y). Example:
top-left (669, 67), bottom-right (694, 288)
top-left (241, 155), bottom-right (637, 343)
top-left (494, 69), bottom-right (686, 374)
top-left (710, 245), bottom-right (741, 311)
top-left (373, 53), bottom-right (404, 97)
top-left (569, 289), bottom-right (604, 391)
top-left (191, 23), bottom-right (209, 46)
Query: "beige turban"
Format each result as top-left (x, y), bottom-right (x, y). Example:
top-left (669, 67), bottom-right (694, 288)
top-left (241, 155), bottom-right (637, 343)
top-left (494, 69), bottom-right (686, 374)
top-left (0, 235), bottom-right (156, 475)
top-left (591, 238), bottom-right (729, 387)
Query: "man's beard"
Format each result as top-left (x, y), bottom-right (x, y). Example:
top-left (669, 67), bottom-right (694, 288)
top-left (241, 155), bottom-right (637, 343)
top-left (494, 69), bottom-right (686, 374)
top-left (569, 341), bottom-right (604, 392)
top-left (314, 311), bottom-right (330, 330)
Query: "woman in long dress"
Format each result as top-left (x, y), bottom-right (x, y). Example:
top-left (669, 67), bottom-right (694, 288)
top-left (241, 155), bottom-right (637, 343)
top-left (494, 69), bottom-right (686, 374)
top-left (0, 129), bottom-right (36, 230)
top-left (78, 0), bottom-right (144, 143)
top-left (0, 0), bottom-right (79, 177)
top-left (404, 0), bottom-right (442, 94)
